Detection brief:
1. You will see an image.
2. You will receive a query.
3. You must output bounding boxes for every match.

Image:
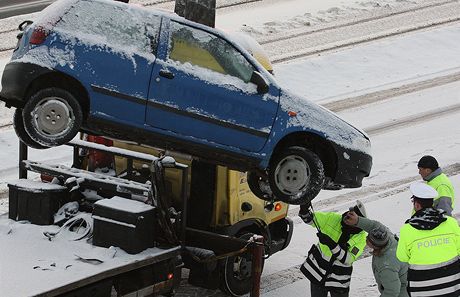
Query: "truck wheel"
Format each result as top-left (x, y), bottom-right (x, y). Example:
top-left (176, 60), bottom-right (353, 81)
top-left (23, 87), bottom-right (82, 147)
top-left (247, 171), bottom-right (272, 201)
top-left (268, 146), bottom-right (325, 205)
top-left (13, 108), bottom-right (46, 149)
top-left (221, 233), bottom-right (264, 296)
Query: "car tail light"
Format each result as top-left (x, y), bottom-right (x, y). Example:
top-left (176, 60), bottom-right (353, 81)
top-left (87, 135), bottom-right (114, 171)
top-left (29, 26), bottom-right (49, 45)
top-left (167, 273), bottom-right (174, 280)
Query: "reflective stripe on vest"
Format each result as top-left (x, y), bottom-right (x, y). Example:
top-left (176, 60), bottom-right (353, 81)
top-left (301, 244), bottom-right (353, 289)
top-left (408, 256), bottom-right (460, 297)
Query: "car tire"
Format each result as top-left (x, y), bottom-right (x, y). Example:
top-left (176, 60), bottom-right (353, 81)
top-left (13, 108), bottom-right (47, 149)
top-left (220, 232), bottom-right (264, 296)
top-left (247, 170), bottom-right (273, 201)
top-left (23, 88), bottom-right (83, 147)
top-left (268, 146), bottom-right (325, 205)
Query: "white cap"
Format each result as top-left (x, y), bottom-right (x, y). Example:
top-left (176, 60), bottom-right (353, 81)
top-left (410, 182), bottom-right (438, 199)
top-left (349, 200), bottom-right (367, 218)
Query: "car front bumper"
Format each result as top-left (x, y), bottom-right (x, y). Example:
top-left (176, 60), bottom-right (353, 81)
top-left (329, 145), bottom-right (373, 189)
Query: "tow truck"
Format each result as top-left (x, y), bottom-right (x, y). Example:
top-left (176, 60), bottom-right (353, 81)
top-left (0, 138), bottom-right (293, 296)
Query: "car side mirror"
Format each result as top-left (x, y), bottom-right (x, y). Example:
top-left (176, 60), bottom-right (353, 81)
top-left (251, 71), bottom-right (269, 94)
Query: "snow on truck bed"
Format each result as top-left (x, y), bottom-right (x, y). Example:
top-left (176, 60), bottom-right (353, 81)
top-left (0, 214), bottom-right (179, 297)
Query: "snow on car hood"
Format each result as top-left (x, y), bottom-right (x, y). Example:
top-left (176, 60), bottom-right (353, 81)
top-left (279, 89), bottom-right (371, 154)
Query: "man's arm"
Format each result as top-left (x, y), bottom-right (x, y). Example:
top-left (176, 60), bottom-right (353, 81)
top-left (434, 197), bottom-right (453, 216)
top-left (343, 211), bottom-right (390, 233)
top-left (356, 216), bottom-right (386, 234)
top-left (298, 206), bottom-right (314, 225)
top-left (434, 184), bottom-right (453, 215)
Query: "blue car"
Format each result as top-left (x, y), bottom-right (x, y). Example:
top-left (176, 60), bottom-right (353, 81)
top-left (0, 0), bottom-right (372, 205)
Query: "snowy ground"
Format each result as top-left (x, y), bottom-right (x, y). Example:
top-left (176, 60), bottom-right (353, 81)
top-left (0, 0), bottom-right (459, 296)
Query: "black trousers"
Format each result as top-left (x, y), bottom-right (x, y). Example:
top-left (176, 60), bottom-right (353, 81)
top-left (310, 282), bottom-right (349, 297)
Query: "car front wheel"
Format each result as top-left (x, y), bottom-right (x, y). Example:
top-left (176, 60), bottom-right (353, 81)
top-left (22, 88), bottom-right (83, 147)
top-left (268, 146), bottom-right (325, 205)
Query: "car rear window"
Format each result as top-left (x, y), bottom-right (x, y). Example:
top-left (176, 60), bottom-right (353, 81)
top-left (54, 0), bottom-right (161, 56)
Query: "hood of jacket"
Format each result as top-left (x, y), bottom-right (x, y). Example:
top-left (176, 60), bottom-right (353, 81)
top-left (405, 207), bottom-right (447, 230)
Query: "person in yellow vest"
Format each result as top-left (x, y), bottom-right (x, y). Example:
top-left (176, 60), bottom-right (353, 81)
top-left (397, 182), bottom-right (460, 297)
top-left (298, 201), bottom-right (367, 297)
top-left (417, 155), bottom-right (455, 215)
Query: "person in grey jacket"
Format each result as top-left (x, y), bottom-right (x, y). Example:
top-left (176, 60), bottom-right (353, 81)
top-left (344, 211), bottom-right (408, 297)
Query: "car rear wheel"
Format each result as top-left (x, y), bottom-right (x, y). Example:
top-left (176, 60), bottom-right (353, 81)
top-left (268, 146), bottom-right (325, 205)
top-left (23, 88), bottom-right (83, 147)
top-left (247, 170), bottom-right (273, 201)
top-left (13, 108), bottom-right (46, 149)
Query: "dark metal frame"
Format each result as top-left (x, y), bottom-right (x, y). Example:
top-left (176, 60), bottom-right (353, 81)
top-left (18, 139), bottom-right (190, 244)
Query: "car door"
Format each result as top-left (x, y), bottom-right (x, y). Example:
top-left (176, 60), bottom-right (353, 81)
top-left (145, 19), bottom-right (279, 152)
top-left (55, 0), bottom-right (161, 125)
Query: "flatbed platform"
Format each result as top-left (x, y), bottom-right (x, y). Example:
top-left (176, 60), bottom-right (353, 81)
top-left (0, 214), bottom-right (180, 297)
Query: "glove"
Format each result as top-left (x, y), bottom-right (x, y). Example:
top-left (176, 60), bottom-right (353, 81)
top-left (317, 232), bottom-right (337, 249)
top-left (298, 207), bottom-right (313, 224)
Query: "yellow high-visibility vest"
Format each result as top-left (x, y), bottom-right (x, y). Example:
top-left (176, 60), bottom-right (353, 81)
top-left (397, 216), bottom-right (460, 265)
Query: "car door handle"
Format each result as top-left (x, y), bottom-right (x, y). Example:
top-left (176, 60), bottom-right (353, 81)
top-left (159, 70), bottom-right (174, 79)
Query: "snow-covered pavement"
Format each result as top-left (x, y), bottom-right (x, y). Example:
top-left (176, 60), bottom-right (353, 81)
top-left (0, 2), bottom-right (459, 296)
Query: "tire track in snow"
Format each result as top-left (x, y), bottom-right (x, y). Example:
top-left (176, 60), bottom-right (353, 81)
top-left (322, 71), bottom-right (460, 112)
top-left (266, 1), bottom-right (460, 63)
top-left (366, 103), bottom-right (460, 136)
top-left (142, 0), bottom-right (261, 9)
top-left (271, 18), bottom-right (460, 64)
top-left (258, 0), bottom-right (459, 45)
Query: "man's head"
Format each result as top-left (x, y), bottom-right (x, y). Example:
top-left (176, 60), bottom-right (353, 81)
top-left (367, 226), bottom-right (390, 251)
top-left (410, 182), bottom-right (438, 211)
top-left (417, 155), bottom-right (439, 179)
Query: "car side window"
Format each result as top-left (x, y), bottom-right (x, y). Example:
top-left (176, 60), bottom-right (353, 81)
top-left (56, 1), bottom-right (161, 55)
top-left (168, 21), bottom-right (255, 83)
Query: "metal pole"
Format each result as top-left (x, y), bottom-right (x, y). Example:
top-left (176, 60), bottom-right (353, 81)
top-left (72, 146), bottom-right (80, 168)
top-left (180, 166), bottom-right (189, 245)
top-left (250, 235), bottom-right (264, 297)
top-left (19, 141), bottom-right (28, 179)
top-left (127, 158), bottom-right (133, 180)
top-left (174, 0), bottom-right (216, 28)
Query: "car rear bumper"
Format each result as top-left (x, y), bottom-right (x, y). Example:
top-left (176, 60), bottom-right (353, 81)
top-left (0, 62), bottom-right (50, 108)
top-left (329, 146), bottom-right (373, 189)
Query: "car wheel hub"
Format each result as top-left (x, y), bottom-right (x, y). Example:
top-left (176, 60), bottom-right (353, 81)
top-left (274, 155), bottom-right (310, 195)
top-left (232, 256), bottom-right (251, 280)
top-left (32, 98), bottom-right (73, 137)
